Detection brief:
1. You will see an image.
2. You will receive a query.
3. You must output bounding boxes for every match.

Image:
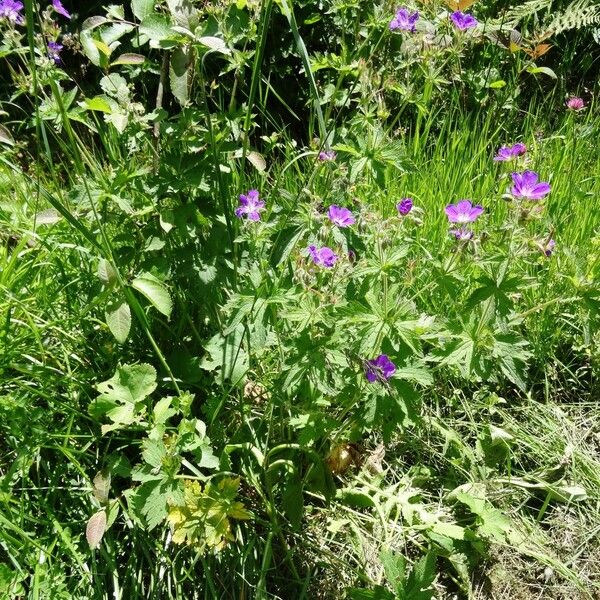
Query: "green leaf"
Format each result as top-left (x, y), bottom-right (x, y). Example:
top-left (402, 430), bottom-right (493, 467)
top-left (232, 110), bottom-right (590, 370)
top-left (166, 0), bottom-right (199, 28)
top-left (83, 96), bottom-right (115, 114)
top-left (142, 438), bottom-right (166, 469)
top-left (86, 510), bottom-right (107, 549)
top-left (197, 36), bottom-right (231, 55)
top-left (111, 53), bottom-right (146, 66)
top-left (92, 470), bottom-right (111, 504)
top-left (246, 150), bottom-right (266, 172)
top-left (405, 551), bottom-right (437, 600)
top-left (105, 296), bottom-right (131, 343)
top-left (139, 14), bottom-right (174, 42)
top-left (96, 363), bottom-right (157, 405)
top-left (527, 66), bottom-right (557, 79)
top-left (132, 0), bottom-right (155, 20)
top-left (0, 123), bottom-right (14, 146)
top-left (80, 30), bottom-right (102, 66)
top-left (154, 397), bottom-right (176, 424)
top-left (169, 46), bottom-right (193, 106)
top-left (380, 549), bottom-right (406, 594)
top-left (131, 273), bottom-right (173, 317)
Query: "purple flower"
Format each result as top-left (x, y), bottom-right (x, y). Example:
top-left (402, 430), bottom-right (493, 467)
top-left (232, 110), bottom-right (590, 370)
top-left (450, 228), bottom-right (473, 241)
top-left (445, 200), bottom-right (483, 224)
top-left (397, 198), bottom-right (413, 216)
top-left (494, 142), bottom-right (527, 162)
top-left (51, 0), bottom-right (70, 19)
top-left (318, 150), bottom-right (336, 161)
top-left (0, 0), bottom-right (24, 24)
top-left (235, 189), bottom-right (265, 221)
top-left (389, 7), bottom-right (419, 32)
top-left (328, 205), bottom-right (355, 227)
top-left (47, 41), bottom-right (63, 64)
top-left (494, 146), bottom-right (514, 162)
top-left (308, 245), bottom-right (338, 268)
top-left (511, 171), bottom-right (551, 201)
top-left (566, 97), bottom-right (585, 111)
top-left (544, 239), bottom-right (555, 257)
top-left (450, 11), bottom-right (478, 30)
top-left (512, 142), bottom-right (527, 156)
top-left (365, 354), bottom-right (396, 383)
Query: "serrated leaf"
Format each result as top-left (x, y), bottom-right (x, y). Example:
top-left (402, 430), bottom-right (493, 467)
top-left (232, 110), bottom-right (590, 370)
top-left (154, 397), bottom-right (176, 424)
top-left (96, 363), bottom-right (157, 405)
top-left (197, 36), bottom-right (231, 55)
top-left (86, 510), bottom-right (107, 549)
top-left (246, 151), bottom-right (266, 172)
top-left (140, 14), bottom-right (173, 42)
top-left (92, 39), bottom-right (112, 58)
top-left (0, 124), bottom-right (14, 146)
top-left (169, 46), bottom-right (193, 106)
top-left (81, 31), bottom-right (102, 66)
top-left (167, 0), bottom-right (199, 28)
top-left (98, 259), bottom-right (118, 285)
top-left (105, 296), bottom-right (131, 343)
top-left (527, 66), bottom-right (557, 79)
top-left (142, 438), bottom-right (166, 469)
top-left (82, 16), bottom-right (110, 31)
top-left (132, 0), bottom-right (155, 20)
top-left (547, 484), bottom-right (587, 503)
top-left (111, 53), bottom-right (146, 66)
top-left (101, 23), bottom-right (134, 46)
top-left (93, 470), bottom-right (111, 504)
top-left (35, 209), bottom-right (61, 225)
top-left (131, 273), bottom-right (173, 317)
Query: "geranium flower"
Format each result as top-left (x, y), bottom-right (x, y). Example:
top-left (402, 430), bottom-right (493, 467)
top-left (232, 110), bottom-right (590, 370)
top-left (235, 189), bottom-right (265, 221)
top-left (365, 354), bottom-right (396, 383)
top-left (52, 0), bottom-right (71, 18)
top-left (47, 41), bottom-right (63, 64)
top-left (328, 205), bottom-right (355, 227)
top-left (566, 97), bottom-right (585, 111)
top-left (494, 142), bottom-right (527, 162)
top-left (445, 200), bottom-right (483, 223)
top-left (544, 239), bottom-right (555, 257)
top-left (308, 245), bottom-right (338, 268)
top-left (0, 0), bottom-right (24, 24)
top-left (450, 11), bottom-right (478, 30)
top-left (512, 142), bottom-right (527, 156)
top-left (397, 198), bottom-right (413, 215)
top-left (511, 171), bottom-right (551, 200)
top-left (318, 150), bottom-right (336, 161)
top-left (389, 8), bottom-right (419, 32)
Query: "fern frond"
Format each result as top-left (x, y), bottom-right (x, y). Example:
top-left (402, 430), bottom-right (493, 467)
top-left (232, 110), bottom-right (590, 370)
top-left (502, 0), bottom-right (554, 28)
top-left (546, 0), bottom-right (600, 34)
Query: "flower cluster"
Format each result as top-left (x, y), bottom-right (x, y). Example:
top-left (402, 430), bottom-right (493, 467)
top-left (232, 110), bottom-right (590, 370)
top-left (494, 142), bottom-right (526, 162)
top-left (445, 200), bottom-right (483, 241)
top-left (0, 0), bottom-right (23, 24)
top-left (47, 41), bottom-right (63, 64)
top-left (566, 97), bottom-right (585, 111)
top-left (318, 150), bottom-right (336, 162)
